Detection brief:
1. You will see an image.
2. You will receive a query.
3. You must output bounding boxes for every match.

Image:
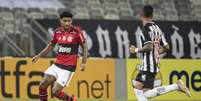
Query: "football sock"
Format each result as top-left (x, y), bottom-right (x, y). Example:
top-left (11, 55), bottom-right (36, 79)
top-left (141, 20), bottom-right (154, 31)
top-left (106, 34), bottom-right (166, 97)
top-left (54, 91), bottom-right (73, 101)
top-left (39, 87), bottom-right (48, 101)
top-left (144, 84), bottom-right (178, 98)
top-left (134, 88), bottom-right (148, 101)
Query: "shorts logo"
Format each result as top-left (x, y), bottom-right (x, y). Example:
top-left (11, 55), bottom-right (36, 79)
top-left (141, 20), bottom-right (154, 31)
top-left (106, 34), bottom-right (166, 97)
top-left (141, 74), bottom-right (146, 81)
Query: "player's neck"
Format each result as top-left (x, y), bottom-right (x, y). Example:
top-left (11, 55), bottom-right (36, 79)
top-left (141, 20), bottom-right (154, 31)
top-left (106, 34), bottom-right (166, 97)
top-left (142, 18), bottom-right (153, 26)
top-left (62, 25), bottom-right (72, 31)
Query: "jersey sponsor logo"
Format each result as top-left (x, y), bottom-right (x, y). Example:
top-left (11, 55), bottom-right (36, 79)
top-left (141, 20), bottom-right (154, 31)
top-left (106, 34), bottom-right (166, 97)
top-left (58, 45), bottom-right (72, 53)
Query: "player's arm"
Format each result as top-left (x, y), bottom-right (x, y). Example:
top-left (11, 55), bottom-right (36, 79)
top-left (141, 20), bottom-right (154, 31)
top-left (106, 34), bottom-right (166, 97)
top-left (32, 32), bottom-right (57, 63)
top-left (130, 25), bottom-right (153, 53)
top-left (77, 29), bottom-right (88, 71)
top-left (80, 42), bottom-right (88, 71)
top-left (130, 42), bottom-right (153, 53)
top-left (159, 44), bottom-right (169, 54)
top-left (32, 43), bottom-right (55, 63)
top-left (159, 33), bottom-right (169, 54)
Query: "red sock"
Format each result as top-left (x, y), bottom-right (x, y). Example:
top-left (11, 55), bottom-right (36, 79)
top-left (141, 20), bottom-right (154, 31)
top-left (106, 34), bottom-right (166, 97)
top-left (54, 91), bottom-right (73, 101)
top-left (39, 87), bottom-right (48, 101)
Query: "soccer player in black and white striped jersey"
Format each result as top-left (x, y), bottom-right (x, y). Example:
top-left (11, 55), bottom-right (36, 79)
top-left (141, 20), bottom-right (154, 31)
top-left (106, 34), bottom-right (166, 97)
top-left (130, 5), bottom-right (191, 101)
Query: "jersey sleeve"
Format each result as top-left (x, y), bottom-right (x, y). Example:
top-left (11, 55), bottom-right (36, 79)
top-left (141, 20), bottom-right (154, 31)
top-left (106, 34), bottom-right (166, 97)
top-left (77, 31), bottom-right (85, 45)
top-left (160, 33), bottom-right (168, 46)
top-left (50, 33), bottom-right (57, 44)
top-left (142, 25), bottom-right (152, 45)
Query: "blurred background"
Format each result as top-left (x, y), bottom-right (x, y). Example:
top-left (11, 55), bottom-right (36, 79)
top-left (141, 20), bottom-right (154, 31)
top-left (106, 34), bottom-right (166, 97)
top-left (0, 0), bottom-right (201, 101)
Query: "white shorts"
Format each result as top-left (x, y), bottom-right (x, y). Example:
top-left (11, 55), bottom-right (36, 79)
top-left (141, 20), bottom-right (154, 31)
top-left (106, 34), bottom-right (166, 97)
top-left (45, 64), bottom-right (74, 87)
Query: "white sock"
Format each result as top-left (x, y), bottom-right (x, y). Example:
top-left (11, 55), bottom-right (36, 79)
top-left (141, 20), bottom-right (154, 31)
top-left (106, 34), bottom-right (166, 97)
top-left (134, 88), bottom-right (148, 101)
top-left (144, 84), bottom-right (178, 98)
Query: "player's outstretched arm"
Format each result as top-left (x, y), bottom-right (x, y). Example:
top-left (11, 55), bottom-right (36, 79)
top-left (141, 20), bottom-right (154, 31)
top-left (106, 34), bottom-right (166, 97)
top-left (159, 44), bottom-right (170, 54)
top-left (32, 42), bottom-right (55, 63)
top-left (130, 42), bottom-right (153, 53)
top-left (80, 42), bottom-right (88, 71)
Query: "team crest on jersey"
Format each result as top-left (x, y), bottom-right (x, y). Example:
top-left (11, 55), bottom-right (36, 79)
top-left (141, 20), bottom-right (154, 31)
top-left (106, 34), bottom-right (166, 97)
top-left (67, 36), bottom-right (73, 42)
top-left (58, 37), bottom-right (62, 40)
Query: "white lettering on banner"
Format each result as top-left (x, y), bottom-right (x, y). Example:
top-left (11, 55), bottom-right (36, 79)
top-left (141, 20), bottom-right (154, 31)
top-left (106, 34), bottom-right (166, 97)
top-left (135, 27), bottom-right (143, 58)
top-left (96, 26), bottom-right (112, 57)
top-left (115, 26), bottom-right (130, 58)
top-left (188, 29), bottom-right (201, 59)
top-left (171, 25), bottom-right (184, 58)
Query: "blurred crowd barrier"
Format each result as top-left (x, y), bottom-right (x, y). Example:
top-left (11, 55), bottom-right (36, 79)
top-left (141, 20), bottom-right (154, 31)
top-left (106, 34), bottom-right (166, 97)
top-left (0, 57), bottom-right (200, 100)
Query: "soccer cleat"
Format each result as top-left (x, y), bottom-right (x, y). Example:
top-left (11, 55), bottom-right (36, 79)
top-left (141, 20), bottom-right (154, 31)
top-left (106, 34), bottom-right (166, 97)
top-left (177, 80), bottom-right (191, 97)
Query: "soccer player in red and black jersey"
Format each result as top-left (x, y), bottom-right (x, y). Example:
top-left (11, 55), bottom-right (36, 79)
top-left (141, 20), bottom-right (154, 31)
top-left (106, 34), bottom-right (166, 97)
top-left (32, 11), bottom-right (88, 101)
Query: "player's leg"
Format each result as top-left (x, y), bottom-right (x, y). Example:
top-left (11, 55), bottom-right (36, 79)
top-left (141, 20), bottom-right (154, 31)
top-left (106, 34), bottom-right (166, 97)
top-left (144, 80), bottom-right (191, 98)
top-left (52, 66), bottom-right (76, 101)
top-left (133, 81), bottom-right (148, 101)
top-left (39, 64), bottom-right (57, 101)
top-left (39, 74), bottom-right (56, 101)
top-left (52, 82), bottom-right (76, 101)
top-left (132, 71), bottom-right (148, 101)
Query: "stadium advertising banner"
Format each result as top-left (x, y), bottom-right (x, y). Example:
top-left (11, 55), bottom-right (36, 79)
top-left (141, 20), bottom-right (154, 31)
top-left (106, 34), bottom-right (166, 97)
top-left (0, 58), bottom-right (115, 100)
top-left (32, 20), bottom-right (201, 59)
top-left (127, 59), bottom-right (201, 100)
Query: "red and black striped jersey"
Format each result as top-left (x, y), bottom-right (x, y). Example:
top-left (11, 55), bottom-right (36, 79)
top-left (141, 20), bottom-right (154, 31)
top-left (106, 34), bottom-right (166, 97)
top-left (51, 26), bottom-right (85, 71)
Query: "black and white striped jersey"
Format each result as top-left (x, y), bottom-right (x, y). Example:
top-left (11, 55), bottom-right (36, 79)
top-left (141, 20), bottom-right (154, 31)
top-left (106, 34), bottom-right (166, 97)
top-left (139, 22), bottom-right (168, 73)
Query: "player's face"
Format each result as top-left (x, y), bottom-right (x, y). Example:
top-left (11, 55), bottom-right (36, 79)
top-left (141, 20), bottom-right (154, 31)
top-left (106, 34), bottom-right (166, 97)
top-left (60, 17), bottom-right (72, 29)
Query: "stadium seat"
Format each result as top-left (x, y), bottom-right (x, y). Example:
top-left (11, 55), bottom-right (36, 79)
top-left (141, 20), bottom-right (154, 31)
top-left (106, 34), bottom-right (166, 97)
top-left (118, 1), bottom-right (131, 9)
top-left (73, 7), bottom-right (90, 19)
top-left (104, 6), bottom-right (119, 20)
top-left (165, 14), bottom-right (179, 21)
top-left (180, 14), bottom-right (194, 21)
top-left (4, 23), bottom-right (15, 34)
top-left (43, 8), bottom-right (59, 19)
top-left (119, 8), bottom-right (133, 20)
top-left (27, 8), bottom-right (44, 19)
top-left (87, 0), bottom-right (101, 5)
top-left (146, 0), bottom-right (161, 6)
top-left (104, 14), bottom-right (120, 20)
top-left (89, 7), bottom-right (104, 19)
top-left (0, 11), bottom-right (14, 21)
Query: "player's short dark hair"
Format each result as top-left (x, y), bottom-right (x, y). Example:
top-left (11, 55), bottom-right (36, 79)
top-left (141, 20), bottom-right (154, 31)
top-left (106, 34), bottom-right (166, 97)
top-left (60, 11), bottom-right (73, 19)
top-left (142, 5), bottom-right (153, 17)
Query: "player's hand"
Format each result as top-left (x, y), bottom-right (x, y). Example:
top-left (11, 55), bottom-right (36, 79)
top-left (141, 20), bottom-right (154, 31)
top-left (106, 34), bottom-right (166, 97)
top-left (130, 45), bottom-right (137, 53)
top-left (80, 64), bottom-right (86, 71)
top-left (32, 55), bottom-right (40, 64)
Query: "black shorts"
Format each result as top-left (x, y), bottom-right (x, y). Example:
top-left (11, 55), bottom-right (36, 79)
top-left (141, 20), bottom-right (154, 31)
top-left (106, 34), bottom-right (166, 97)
top-left (135, 71), bottom-right (156, 89)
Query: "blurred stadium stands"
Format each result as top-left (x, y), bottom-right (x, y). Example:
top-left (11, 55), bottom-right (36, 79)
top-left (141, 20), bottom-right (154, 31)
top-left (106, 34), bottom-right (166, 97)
top-left (0, 0), bottom-right (200, 57)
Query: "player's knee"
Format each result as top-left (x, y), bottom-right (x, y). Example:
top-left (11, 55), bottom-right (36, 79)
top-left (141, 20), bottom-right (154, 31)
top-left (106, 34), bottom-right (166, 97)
top-left (52, 87), bottom-right (61, 96)
top-left (133, 81), bottom-right (143, 90)
top-left (39, 80), bottom-right (48, 89)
